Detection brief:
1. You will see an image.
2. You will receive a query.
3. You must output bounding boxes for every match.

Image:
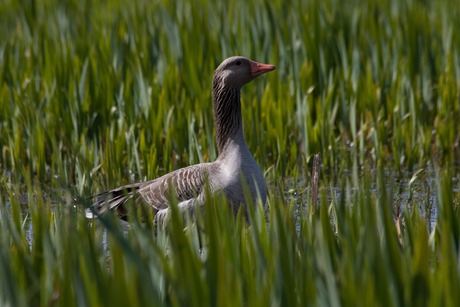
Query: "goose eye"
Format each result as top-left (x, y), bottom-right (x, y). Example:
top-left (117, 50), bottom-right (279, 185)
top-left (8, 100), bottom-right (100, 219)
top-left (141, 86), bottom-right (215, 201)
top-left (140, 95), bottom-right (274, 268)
top-left (235, 61), bottom-right (241, 66)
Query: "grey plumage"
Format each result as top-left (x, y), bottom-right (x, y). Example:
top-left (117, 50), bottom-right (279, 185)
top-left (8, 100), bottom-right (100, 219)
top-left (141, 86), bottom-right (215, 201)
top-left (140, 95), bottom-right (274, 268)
top-left (86, 56), bottom-right (276, 223)
top-left (86, 164), bottom-right (209, 220)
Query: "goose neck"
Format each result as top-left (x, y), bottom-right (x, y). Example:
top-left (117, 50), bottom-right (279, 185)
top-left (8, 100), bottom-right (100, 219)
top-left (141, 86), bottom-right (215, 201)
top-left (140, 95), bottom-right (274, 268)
top-left (212, 81), bottom-right (244, 156)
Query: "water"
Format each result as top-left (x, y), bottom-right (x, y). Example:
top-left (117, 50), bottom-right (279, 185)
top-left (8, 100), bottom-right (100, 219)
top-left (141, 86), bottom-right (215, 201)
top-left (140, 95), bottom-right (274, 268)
top-left (2, 166), bottom-right (459, 248)
top-left (279, 166), bottom-right (458, 232)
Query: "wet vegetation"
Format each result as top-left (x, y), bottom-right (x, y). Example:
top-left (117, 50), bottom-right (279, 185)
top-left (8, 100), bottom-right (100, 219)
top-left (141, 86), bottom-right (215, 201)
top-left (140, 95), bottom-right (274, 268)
top-left (1, 0), bottom-right (459, 305)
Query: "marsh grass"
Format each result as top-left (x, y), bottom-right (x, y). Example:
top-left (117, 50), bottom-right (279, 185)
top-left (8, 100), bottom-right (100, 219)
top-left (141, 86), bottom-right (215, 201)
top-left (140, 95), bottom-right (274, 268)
top-left (1, 0), bottom-right (459, 184)
top-left (1, 165), bottom-right (459, 306)
top-left (1, 0), bottom-right (460, 305)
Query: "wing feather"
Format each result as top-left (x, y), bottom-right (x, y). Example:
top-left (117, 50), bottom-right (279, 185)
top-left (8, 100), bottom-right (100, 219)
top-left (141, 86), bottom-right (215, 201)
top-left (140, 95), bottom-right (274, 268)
top-left (140, 164), bottom-right (206, 210)
top-left (87, 164), bottom-right (208, 219)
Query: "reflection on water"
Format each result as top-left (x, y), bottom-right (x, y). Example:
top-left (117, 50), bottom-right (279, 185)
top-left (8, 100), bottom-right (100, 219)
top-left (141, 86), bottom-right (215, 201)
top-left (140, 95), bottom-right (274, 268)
top-left (276, 167), bottom-right (458, 232)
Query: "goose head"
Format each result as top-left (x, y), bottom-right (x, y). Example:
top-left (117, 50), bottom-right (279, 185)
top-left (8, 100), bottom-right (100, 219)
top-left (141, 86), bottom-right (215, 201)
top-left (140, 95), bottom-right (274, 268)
top-left (213, 56), bottom-right (276, 89)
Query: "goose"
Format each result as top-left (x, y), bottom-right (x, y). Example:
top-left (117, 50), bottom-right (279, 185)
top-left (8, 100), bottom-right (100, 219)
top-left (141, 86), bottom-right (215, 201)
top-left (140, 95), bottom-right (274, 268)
top-left (86, 56), bottom-right (276, 224)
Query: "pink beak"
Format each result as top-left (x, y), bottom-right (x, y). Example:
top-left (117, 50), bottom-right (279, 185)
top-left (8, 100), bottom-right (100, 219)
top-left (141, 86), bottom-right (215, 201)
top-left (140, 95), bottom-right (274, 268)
top-left (249, 60), bottom-right (276, 76)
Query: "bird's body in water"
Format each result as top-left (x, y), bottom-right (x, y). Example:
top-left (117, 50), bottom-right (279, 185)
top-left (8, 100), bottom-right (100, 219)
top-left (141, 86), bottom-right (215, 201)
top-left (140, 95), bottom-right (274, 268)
top-left (86, 57), bottom-right (276, 224)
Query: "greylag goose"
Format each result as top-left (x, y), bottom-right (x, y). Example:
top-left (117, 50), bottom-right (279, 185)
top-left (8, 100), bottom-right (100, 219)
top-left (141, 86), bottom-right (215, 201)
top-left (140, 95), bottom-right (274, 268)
top-left (86, 56), bottom-right (276, 223)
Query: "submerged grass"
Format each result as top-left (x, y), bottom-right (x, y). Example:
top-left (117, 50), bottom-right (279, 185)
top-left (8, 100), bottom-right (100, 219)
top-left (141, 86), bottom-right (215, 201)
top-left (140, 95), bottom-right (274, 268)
top-left (1, 0), bottom-right (460, 305)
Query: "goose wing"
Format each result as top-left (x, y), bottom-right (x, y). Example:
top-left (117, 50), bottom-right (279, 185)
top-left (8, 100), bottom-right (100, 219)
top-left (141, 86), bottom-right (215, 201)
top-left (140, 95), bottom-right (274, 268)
top-left (86, 164), bottom-right (208, 219)
top-left (139, 164), bottom-right (207, 210)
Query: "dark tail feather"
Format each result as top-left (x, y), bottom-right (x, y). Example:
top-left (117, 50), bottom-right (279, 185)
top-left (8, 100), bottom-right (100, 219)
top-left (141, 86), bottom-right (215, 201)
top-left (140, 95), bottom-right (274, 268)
top-left (86, 184), bottom-right (143, 220)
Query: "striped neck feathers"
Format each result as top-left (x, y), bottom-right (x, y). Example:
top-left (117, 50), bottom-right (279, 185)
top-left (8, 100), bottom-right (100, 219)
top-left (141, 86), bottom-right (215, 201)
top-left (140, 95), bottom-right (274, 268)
top-left (212, 77), bottom-right (243, 155)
